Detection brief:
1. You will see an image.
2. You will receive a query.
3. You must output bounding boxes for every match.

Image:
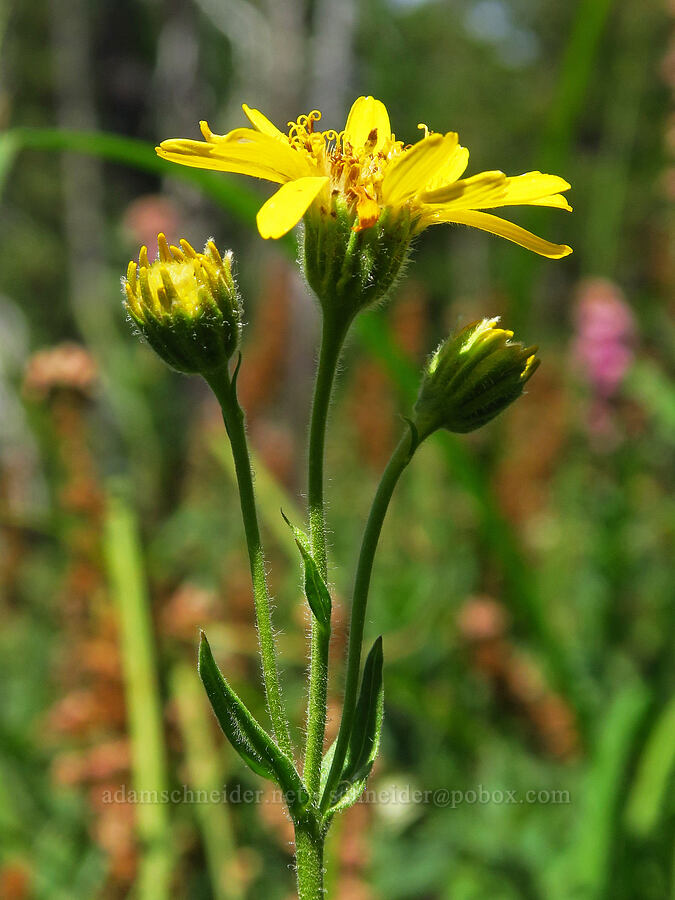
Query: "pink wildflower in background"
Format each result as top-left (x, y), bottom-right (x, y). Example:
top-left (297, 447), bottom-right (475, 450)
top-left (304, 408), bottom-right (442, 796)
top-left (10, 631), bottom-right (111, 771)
top-left (122, 195), bottom-right (182, 252)
top-left (571, 278), bottom-right (636, 446)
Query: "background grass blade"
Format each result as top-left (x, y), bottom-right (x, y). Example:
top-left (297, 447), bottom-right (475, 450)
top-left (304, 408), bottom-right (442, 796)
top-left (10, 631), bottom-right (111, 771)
top-left (562, 681), bottom-right (650, 900)
top-left (103, 484), bottom-right (173, 900)
top-left (5, 127), bottom-right (261, 228)
top-left (624, 693), bottom-right (675, 838)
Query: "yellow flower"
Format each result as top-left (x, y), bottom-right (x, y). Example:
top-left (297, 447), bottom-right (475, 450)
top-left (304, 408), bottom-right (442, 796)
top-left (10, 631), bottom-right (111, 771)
top-left (157, 96), bottom-right (572, 258)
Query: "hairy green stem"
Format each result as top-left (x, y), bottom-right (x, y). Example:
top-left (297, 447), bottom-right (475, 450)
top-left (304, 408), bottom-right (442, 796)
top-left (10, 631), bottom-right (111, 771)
top-left (205, 363), bottom-right (292, 758)
top-left (304, 316), bottom-right (349, 800)
top-left (295, 820), bottom-right (325, 900)
top-left (307, 317), bottom-right (348, 576)
top-left (321, 429), bottom-right (414, 813)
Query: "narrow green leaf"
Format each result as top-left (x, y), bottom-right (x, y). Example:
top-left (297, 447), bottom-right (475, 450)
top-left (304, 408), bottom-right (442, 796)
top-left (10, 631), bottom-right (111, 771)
top-left (319, 740), bottom-right (337, 798)
top-left (198, 635), bottom-right (276, 780)
top-left (322, 637), bottom-right (384, 815)
top-left (319, 740), bottom-right (372, 816)
top-left (345, 636), bottom-right (384, 782)
top-left (624, 693), bottom-right (675, 837)
top-left (198, 633), bottom-right (310, 815)
top-left (281, 510), bottom-right (332, 628)
top-left (326, 775), bottom-right (371, 816)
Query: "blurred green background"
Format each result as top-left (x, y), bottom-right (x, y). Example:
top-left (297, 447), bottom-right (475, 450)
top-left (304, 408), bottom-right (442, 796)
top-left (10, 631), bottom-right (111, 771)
top-left (1, 0), bottom-right (674, 897)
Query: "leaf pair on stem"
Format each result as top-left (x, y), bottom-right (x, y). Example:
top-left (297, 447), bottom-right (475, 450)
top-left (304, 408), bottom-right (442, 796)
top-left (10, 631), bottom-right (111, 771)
top-left (198, 512), bottom-right (385, 827)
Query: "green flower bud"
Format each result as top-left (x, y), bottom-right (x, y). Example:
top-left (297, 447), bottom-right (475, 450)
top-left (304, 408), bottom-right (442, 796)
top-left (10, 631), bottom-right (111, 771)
top-left (123, 234), bottom-right (242, 374)
top-left (413, 317), bottom-right (540, 439)
top-left (301, 196), bottom-right (414, 324)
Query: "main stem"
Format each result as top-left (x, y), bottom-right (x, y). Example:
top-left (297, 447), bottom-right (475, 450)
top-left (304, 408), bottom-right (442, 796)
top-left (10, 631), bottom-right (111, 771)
top-left (205, 363), bottom-right (293, 758)
top-left (304, 315), bottom-right (348, 799)
top-left (321, 429), bottom-right (413, 813)
top-left (294, 820), bottom-right (325, 900)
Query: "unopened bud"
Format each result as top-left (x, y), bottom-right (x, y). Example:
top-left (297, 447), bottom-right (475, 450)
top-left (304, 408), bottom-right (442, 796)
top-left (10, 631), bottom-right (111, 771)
top-left (413, 317), bottom-right (539, 438)
top-left (123, 234), bottom-right (241, 374)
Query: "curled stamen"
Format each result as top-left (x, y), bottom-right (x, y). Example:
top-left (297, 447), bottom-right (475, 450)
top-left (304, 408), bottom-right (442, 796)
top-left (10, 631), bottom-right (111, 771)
top-left (287, 117), bottom-right (313, 149)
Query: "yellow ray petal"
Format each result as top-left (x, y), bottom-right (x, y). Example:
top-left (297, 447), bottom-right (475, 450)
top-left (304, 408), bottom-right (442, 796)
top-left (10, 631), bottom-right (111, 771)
top-left (526, 194), bottom-right (573, 211)
top-left (256, 176), bottom-right (330, 239)
top-left (381, 133), bottom-right (456, 206)
top-left (429, 209), bottom-right (572, 258)
top-left (421, 170), bottom-right (507, 207)
top-left (423, 141), bottom-right (470, 192)
top-left (343, 96), bottom-right (392, 154)
top-left (199, 121), bottom-right (227, 142)
top-left (157, 128), bottom-right (314, 184)
top-left (423, 169), bottom-right (572, 211)
top-left (470, 172), bottom-right (572, 211)
top-left (242, 103), bottom-right (286, 139)
top-left (218, 128), bottom-right (316, 176)
top-left (157, 142), bottom-right (289, 183)
top-left (501, 172), bottom-right (571, 203)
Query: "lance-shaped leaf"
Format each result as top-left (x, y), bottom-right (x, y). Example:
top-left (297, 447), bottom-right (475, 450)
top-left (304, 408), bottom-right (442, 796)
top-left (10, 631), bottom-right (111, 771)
top-left (344, 636), bottom-right (384, 780)
top-left (321, 637), bottom-right (384, 815)
top-left (281, 510), bottom-right (331, 628)
top-left (198, 633), bottom-right (309, 815)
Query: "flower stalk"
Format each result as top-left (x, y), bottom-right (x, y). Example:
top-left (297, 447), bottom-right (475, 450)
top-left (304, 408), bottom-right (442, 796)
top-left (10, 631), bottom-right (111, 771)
top-left (321, 426), bottom-right (416, 813)
top-left (303, 311), bottom-right (351, 799)
top-left (204, 361), bottom-right (293, 758)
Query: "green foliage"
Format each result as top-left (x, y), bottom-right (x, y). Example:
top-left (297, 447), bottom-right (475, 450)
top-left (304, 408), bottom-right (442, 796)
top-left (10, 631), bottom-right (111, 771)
top-left (198, 633), bottom-right (309, 818)
top-left (282, 510), bottom-right (332, 629)
top-left (625, 694), bottom-right (675, 838)
top-left (321, 637), bottom-right (385, 819)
